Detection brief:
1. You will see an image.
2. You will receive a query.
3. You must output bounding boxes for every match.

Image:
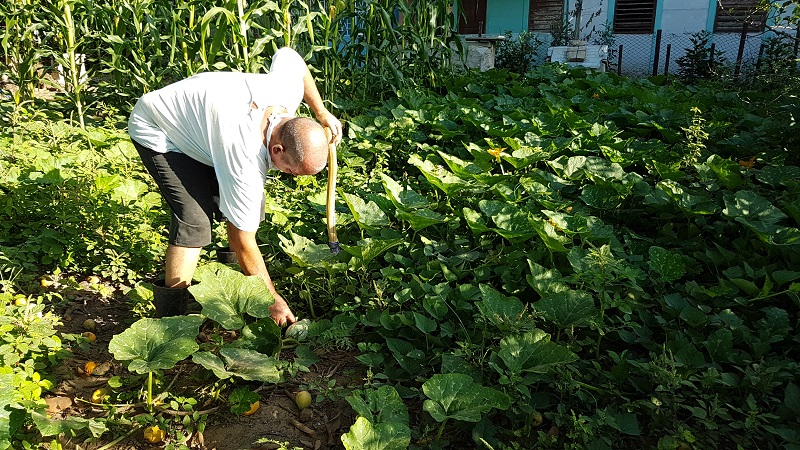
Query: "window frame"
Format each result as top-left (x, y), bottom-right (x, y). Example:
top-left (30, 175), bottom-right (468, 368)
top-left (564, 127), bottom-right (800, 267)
top-left (613, 0), bottom-right (658, 35)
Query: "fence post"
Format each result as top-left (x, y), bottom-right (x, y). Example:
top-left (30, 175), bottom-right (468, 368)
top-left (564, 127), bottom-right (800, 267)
top-left (617, 44), bottom-right (623, 75)
top-left (794, 31), bottom-right (800, 58)
top-left (652, 29), bottom-right (662, 76)
top-left (755, 43), bottom-right (765, 72)
top-left (664, 43), bottom-right (672, 75)
top-left (709, 42), bottom-right (716, 71)
top-left (734, 21), bottom-right (749, 77)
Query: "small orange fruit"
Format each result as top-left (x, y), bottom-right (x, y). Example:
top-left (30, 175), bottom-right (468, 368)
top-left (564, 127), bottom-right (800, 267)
top-left (84, 361), bottom-right (97, 376)
top-left (82, 332), bottom-right (97, 342)
top-left (91, 388), bottom-right (108, 403)
top-left (244, 400), bottom-right (260, 416)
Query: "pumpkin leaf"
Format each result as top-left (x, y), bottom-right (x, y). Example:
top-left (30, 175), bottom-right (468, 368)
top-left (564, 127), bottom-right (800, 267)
top-left (495, 329), bottom-right (578, 375)
top-left (190, 263), bottom-right (274, 330)
top-left (108, 316), bottom-right (203, 374)
top-left (422, 373), bottom-right (511, 423)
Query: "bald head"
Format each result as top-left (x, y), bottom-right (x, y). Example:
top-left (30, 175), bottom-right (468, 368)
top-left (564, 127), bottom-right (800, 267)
top-left (279, 117), bottom-right (329, 175)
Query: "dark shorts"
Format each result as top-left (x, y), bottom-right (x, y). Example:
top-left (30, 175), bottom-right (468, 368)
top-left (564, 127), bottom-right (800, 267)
top-left (133, 139), bottom-right (223, 247)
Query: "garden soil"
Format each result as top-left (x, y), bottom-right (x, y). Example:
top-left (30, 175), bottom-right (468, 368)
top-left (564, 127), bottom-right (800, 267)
top-left (47, 279), bottom-right (357, 450)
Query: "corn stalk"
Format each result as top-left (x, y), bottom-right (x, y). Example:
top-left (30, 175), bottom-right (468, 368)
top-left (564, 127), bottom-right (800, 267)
top-left (50, 0), bottom-right (86, 128)
top-left (0, 0), bottom-right (46, 104)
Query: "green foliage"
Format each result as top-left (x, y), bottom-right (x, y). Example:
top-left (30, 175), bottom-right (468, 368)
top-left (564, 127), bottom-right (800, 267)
top-left (422, 373), bottom-right (511, 423)
top-left (676, 30), bottom-right (728, 84)
top-left (228, 387), bottom-right (260, 415)
top-left (3, 38), bottom-right (800, 449)
top-left (0, 295), bottom-right (80, 449)
top-left (1, 0), bottom-right (462, 115)
top-left (189, 262), bottom-right (276, 330)
top-left (0, 111), bottom-right (165, 282)
top-left (342, 386), bottom-right (410, 450)
top-left (108, 316), bottom-right (204, 374)
top-left (495, 31), bottom-right (543, 74)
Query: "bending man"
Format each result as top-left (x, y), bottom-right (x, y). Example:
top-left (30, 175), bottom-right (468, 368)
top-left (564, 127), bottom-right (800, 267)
top-left (128, 47), bottom-right (342, 325)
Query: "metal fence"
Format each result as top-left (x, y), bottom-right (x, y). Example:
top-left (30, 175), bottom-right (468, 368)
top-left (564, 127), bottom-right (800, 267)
top-left (609, 27), bottom-right (800, 79)
top-left (519, 25), bottom-right (799, 81)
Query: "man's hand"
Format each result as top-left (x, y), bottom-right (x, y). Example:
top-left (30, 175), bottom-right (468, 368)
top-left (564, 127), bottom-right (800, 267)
top-left (227, 222), bottom-right (297, 326)
top-left (269, 293), bottom-right (297, 326)
top-left (316, 110), bottom-right (343, 145)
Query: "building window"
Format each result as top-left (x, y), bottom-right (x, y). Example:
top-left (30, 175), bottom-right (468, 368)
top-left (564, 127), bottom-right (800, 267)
top-left (613, 0), bottom-right (657, 34)
top-left (714, 0), bottom-right (766, 33)
top-left (528, 0), bottom-right (564, 32)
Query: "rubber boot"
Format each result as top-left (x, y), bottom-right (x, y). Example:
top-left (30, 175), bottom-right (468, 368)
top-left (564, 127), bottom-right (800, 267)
top-left (153, 280), bottom-right (189, 317)
top-left (217, 246), bottom-right (238, 265)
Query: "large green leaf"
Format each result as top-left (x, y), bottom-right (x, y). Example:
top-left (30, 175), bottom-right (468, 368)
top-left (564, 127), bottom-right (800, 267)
top-left (409, 154), bottom-right (474, 196)
top-left (422, 373), bottom-right (511, 423)
top-left (341, 417), bottom-right (410, 450)
top-left (723, 190), bottom-right (800, 245)
top-left (698, 155), bottom-right (744, 189)
top-left (191, 352), bottom-right (232, 380)
top-left (648, 246), bottom-right (686, 282)
top-left (380, 173), bottom-right (429, 210)
top-left (580, 183), bottom-right (623, 210)
top-left (395, 208), bottom-right (446, 230)
top-left (463, 207), bottom-right (491, 234)
top-left (342, 386), bottom-right (410, 450)
top-left (582, 156), bottom-right (626, 182)
top-left (346, 385), bottom-right (409, 426)
top-left (535, 290), bottom-right (596, 328)
top-left (503, 141), bottom-right (559, 169)
top-left (657, 180), bottom-right (719, 215)
top-left (476, 284), bottom-right (525, 330)
top-left (526, 260), bottom-right (570, 295)
top-left (111, 179), bottom-right (149, 204)
top-left (530, 217), bottom-right (570, 253)
top-left (190, 263), bottom-right (274, 330)
top-left (278, 232), bottom-right (338, 267)
top-left (230, 318), bottom-right (282, 356)
top-left (437, 151), bottom-right (492, 180)
top-left (192, 347), bottom-right (283, 383)
top-left (342, 192), bottom-right (390, 229)
top-left (0, 374), bottom-right (24, 450)
top-left (548, 155), bottom-right (587, 181)
top-left (480, 200), bottom-right (537, 241)
top-left (755, 165), bottom-right (800, 188)
top-left (108, 316), bottom-right (204, 374)
top-left (342, 238), bottom-right (404, 266)
top-left (495, 329), bottom-right (578, 375)
top-left (31, 410), bottom-right (106, 438)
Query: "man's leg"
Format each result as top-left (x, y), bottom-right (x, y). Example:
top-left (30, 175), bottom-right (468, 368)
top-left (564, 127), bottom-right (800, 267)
top-left (165, 245), bottom-right (203, 288)
top-left (133, 140), bottom-right (220, 315)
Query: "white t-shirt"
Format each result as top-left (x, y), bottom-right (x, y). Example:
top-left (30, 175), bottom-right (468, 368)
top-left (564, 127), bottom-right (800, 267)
top-left (128, 47), bottom-right (307, 231)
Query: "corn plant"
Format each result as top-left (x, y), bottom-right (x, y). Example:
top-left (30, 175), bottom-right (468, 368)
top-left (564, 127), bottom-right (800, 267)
top-left (0, 0), bottom-right (47, 104)
top-left (2, 0), bottom-right (465, 116)
top-left (47, 0), bottom-right (87, 127)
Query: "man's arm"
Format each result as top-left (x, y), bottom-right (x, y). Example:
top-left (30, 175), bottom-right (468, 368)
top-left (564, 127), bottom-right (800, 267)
top-left (302, 65), bottom-right (343, 144)
top-left (226, 221), bottom-right (296, 326)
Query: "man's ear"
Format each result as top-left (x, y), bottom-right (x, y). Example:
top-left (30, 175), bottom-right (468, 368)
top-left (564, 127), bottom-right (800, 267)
top-left (269, 144), bottom-right (284, 155)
